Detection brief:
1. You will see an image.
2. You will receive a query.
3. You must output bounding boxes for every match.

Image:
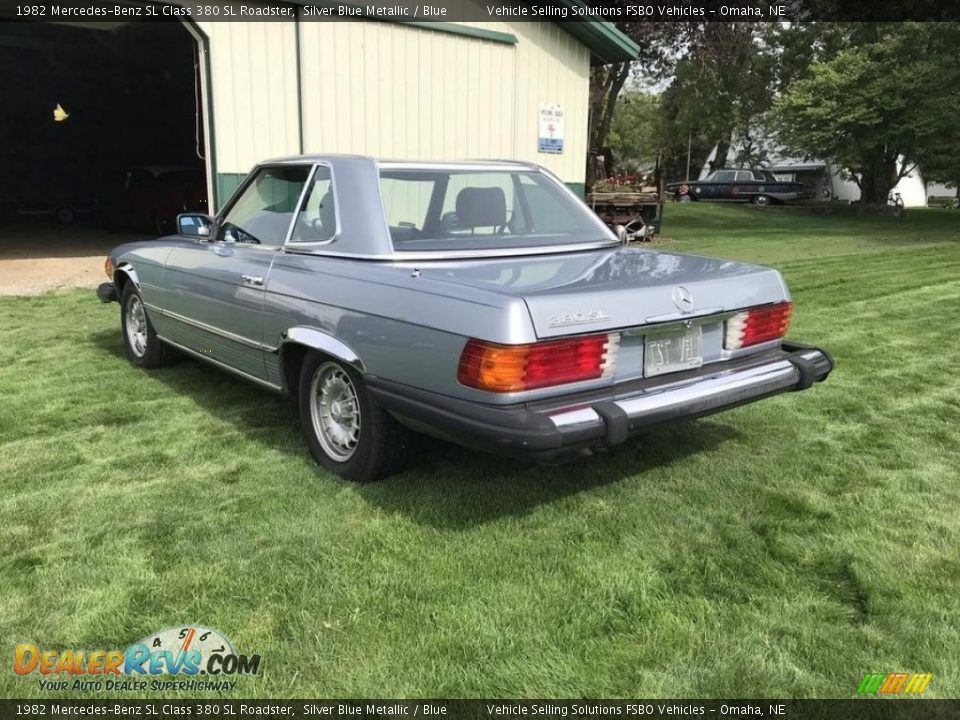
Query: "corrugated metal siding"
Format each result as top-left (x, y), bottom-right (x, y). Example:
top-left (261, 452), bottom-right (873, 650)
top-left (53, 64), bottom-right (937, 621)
top-left (511, 22), bottom-right (591, 182)
top-left (195, 20), bottom-right (301, 175)
top-left (299, 22), bottom-right (517, 162)
top-left (300, 20), bottom-right (590, 183)
top-left (199, 17), bottom-right (591, 191)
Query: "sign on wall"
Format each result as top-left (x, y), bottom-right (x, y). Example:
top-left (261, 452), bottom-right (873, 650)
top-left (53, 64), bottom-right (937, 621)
top-left (538, 104), bottom-right (564, 154)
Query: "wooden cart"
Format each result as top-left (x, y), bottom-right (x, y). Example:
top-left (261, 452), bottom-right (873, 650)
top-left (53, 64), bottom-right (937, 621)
top-left (587, 189), bottom-right (662, 243)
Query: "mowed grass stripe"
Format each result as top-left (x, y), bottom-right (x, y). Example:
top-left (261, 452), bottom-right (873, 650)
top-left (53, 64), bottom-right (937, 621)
top-left (0, 205), bottom-right (958, 698)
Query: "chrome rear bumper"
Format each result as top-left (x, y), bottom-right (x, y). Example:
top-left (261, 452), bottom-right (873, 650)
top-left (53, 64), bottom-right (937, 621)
top-left (547, 345), bottom-right (829, 435)
top-left (368, 341), bottom-right (833, 462)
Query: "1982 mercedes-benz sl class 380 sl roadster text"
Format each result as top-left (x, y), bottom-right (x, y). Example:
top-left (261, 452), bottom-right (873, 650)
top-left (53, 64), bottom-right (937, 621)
top-left (97, 156), bottom-right (833, 482)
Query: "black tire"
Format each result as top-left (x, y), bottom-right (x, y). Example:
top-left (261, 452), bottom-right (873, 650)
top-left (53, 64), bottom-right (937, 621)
top-left (120, 283), bottom-right (173, 369)
top-left (754, 194), bottom-right (772, 207)
top-left (298, 352), bottom-right (412, 482)
top-left (54, 206), bottom-right (76, 225)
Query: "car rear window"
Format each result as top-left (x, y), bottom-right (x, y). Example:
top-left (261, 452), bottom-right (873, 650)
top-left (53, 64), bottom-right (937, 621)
top-left (379, 169), bottom-right (612, 252)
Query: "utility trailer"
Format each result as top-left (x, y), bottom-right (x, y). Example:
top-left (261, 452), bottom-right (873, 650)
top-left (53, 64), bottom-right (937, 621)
top-left (587, 188), bottom-right (662, 243)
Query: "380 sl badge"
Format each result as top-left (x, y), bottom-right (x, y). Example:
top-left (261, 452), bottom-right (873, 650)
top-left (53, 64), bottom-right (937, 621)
top-left (547, 310), bottom-right (611, 327)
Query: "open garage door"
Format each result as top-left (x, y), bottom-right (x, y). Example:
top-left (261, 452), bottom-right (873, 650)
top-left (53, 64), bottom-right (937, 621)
top-left (0, 10), bottom-right (211, 263)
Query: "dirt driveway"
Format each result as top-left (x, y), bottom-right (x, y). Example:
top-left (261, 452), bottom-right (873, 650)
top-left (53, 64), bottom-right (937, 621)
top-left (0, 221), bottom-right (141, 296)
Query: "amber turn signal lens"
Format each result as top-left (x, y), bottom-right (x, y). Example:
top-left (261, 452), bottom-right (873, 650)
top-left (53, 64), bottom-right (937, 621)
top-left (104, 257), bottom-right (114, 280)
top-left (457, 334), bottom-right (617, 392)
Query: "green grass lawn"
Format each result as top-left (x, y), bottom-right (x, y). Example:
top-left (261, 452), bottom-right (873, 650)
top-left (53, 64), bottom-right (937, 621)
top-left (1, 204), bottom-right (958, 699)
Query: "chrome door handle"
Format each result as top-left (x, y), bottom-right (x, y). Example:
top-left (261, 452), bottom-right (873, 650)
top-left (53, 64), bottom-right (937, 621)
top-left (241, 275), bottom-right (264, 287)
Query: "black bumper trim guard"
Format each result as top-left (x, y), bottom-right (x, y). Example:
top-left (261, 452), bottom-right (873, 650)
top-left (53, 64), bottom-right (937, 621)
top-left (367, 340), bottom-right (834, 462)
top-left (96, 282), bottom-right (118, 304)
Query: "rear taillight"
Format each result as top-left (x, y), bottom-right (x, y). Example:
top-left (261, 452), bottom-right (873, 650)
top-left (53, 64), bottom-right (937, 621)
top-left (458, 333), bottom-right (619, 392)
top-left (724, 302), bottom-right (793, 349)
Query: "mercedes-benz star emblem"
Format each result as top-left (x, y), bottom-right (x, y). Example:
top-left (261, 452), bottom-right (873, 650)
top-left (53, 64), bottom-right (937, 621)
top-left (672, 285), bottom-right (694, 313)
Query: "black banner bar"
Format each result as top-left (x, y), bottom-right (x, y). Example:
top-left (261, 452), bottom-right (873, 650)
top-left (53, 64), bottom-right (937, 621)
top-left (3, 700), bottom-right (960, 720)
top-left (1, 0), bottom-right (959, 23)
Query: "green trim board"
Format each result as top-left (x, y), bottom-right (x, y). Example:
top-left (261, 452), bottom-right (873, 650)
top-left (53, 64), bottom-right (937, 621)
top-left (216, 174), bottom-right (246, 209)
top-left (555, 1), bottom-right (640, 64)
top-left (289, 1), bottom-right (514, 44)
top-left (281, 0), bottom-right (634, 63)
top-left (398, 21), bottom-right (517, 45)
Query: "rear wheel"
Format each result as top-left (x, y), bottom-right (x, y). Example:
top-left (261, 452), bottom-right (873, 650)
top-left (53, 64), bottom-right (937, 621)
top-left (754, 194), bottom-right (772, 207)
top-left (120, 283), bottom-right (172, 368)
top-left (298, 353), bottom-right (412, 482)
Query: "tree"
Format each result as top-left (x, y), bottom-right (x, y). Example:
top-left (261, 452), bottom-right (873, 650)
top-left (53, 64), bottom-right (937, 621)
top-left (605, 91), bottom-right (660, 175)
top-left (732, 129), bottom-right (771, 169)
top-left (585, 17), bottom-right (774, 187)
top-left (585, 20), bottom-right (691, 187)
top-left (771, 23), bottom-right (960, 205)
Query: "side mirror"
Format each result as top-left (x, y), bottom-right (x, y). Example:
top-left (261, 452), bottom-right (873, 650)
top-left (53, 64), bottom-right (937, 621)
top-left (614, 224), bottom-right (629, 244)
top-left (177, 213), bottom-right (213, 238)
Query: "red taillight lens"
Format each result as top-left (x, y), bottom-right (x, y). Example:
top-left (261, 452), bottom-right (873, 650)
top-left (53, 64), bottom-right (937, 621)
top-left (458, 333), bottom-right (619, 392)
top-left (724, 302), bottom-right (793, 349)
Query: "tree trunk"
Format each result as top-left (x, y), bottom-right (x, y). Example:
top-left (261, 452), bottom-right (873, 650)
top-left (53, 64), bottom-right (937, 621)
top-left (586, 62), bottom-right (632, 190)
top-left (858, 153), bottom-right (898, 206)
top-left (709, 138), bottom-right (731, 173)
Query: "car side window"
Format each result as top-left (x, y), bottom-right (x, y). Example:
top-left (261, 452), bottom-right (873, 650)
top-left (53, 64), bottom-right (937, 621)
top-left (379, 176), bottom-right (435, 243)
top-left (218, 166), bottom-right (310, 246)
top-left (735, 171), bottom-right (753, 182)
top-left (714, 171), bottom-right (736, 182)
top-left (290, 166), bottom-right (338, 244)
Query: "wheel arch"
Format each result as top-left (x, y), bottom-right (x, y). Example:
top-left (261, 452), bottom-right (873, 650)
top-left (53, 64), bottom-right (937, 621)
top-left (278, 327), bottom-right (365, 396)
top-left (113, 263), bottom-right (140, 297)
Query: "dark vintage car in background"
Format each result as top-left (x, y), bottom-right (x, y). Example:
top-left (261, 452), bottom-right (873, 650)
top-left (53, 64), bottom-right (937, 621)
top-left (667, 169), bottom-right (813, 206)
top-left (102, 165), bottom-right (208, 234)
top-left (0, 170), bottom-right (98, 225)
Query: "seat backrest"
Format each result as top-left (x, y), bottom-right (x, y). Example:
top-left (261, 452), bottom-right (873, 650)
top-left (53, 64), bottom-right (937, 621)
top-left (455, 186), bottom-right (506, 229)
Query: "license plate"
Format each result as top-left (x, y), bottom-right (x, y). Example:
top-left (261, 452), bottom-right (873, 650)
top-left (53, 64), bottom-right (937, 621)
top-left (644, 325), bottom-right (703, 377)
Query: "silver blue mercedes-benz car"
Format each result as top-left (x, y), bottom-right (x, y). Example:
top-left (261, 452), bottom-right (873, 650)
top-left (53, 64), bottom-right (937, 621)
top-left (97, 155), bottom-right (833, 482)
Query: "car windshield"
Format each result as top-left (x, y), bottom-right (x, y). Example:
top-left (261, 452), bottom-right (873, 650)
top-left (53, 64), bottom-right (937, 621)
top-left (379, 168), bottom-right (613, 252)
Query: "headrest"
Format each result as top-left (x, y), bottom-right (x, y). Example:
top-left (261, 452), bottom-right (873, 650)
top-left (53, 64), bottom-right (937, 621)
top-left (455, 186), bottom-right (506, 228)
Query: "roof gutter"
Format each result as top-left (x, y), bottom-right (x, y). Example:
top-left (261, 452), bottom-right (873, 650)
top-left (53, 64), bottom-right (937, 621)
top-left (552, 1), bottom-right (641, 64)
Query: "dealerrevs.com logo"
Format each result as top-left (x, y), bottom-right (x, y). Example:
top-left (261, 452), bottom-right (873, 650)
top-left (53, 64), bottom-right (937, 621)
top-left (14, 625), bottom-right (261, 692)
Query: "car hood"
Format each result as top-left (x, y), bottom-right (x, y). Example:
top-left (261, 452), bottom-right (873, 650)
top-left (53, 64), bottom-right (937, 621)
top-left (413, 247), bottom-right (789, 338)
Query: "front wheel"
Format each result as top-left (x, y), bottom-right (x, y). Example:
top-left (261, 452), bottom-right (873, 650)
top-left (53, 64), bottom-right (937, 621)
top-left (120, 283), bottom-right (172, 368)
top-left (298, 354), bottom-right (413, 482)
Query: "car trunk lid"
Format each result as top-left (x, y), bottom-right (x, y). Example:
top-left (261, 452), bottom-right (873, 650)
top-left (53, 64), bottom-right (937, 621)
top-left (413, 247), bottom-right (789, 338)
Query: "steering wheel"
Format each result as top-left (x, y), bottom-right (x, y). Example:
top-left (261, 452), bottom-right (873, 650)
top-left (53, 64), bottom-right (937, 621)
top-left (223, 224), bottom-right (260, 245)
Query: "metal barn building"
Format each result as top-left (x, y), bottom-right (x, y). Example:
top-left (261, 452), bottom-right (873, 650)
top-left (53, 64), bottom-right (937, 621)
top-left (198, 10), bottom-right (639, 207)
top-left (0, 1), bottom-right (637, 246)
